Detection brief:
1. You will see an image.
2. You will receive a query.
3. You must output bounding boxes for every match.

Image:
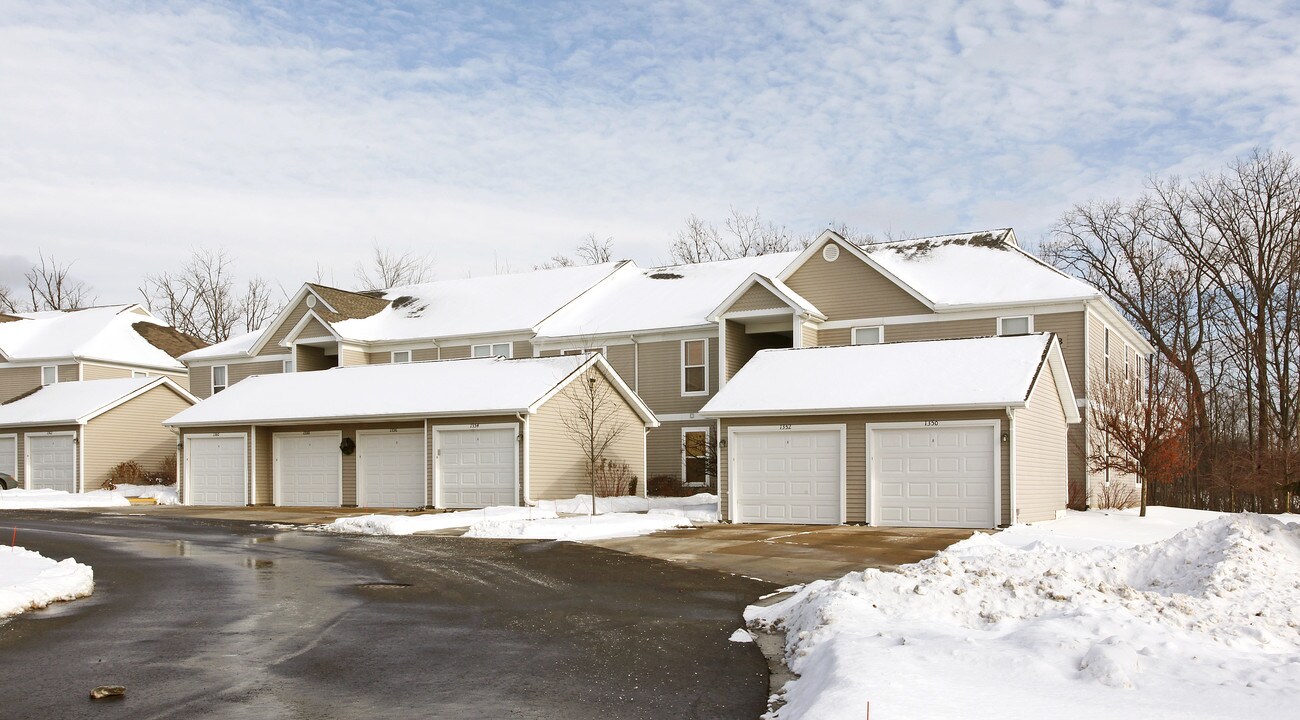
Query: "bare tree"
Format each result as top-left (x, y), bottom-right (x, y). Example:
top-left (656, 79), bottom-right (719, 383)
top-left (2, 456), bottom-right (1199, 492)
top-left (353, 244), bottom-right (434, 290)
top-left (558, 365), bottom-right (631, 514)
top-left (536, 233), bottom-right (615, 270)
top-left (669, 207), bottom-right (808, 264)
top-left (24, 252), bottom-right (95, 310)
top-left (0, 285), bottom-right (17, 313)
top-left (139, 249), bottom-right (277, 344)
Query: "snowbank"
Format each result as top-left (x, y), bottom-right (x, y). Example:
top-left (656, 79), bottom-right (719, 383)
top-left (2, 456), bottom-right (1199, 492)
top-left (0, 489), bottom-right (131, 509)
top-left (325, 506), bottom-right (558, 536)
top-left (464, 512), bottom-right (694, 541)
top-left (109, 484), bottom-right (179, 506)
top-left (534, 493), bottom-right (719, 521)
top-left (996, 506), bottom-right (1250, 551)
top-left (748, 513), bottom-right (1300, 719)
top-left (0, 546), bottom-right (95, 618)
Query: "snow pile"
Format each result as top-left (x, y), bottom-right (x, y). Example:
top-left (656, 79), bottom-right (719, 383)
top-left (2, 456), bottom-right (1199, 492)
top-left (0, 546), bottom-right (95, 618)
top-left (534, 493), bottom-right (719, 522)
top-left (464, 512), bottom-right (694, 541)
top-left (325, 507), bottom-right (558, 536)
top-left (109, 484), bottom-right (179, 505)
top-left (0, 489), bottom-right (131, 509)
top-left (996, 506), bottom-right (1262, 550)
top-left (748, 514), bottom-right (1300, 720)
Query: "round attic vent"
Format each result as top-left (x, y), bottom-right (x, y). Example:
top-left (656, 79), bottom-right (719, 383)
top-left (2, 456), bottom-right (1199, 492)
top-left (305, 295), bottom-right (317, 308)
top-left (822, 244), bottom-right (840, 262)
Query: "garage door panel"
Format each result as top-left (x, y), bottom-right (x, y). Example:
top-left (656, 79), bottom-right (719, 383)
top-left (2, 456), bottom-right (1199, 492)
top-left (733, 428), bottom-right (841, 525)
top-left (440, 428), bottom-right (517, 508)
top-left (28, 435), bottom-right (75, 493)
top-left (277, 434), bottom-right (341, 507)
top-left (873, 425), bottom-right (996, 529)
top-left (189, 437), bottom-right (246, 505)
top-left (359, 432), bottom-right (424, 508)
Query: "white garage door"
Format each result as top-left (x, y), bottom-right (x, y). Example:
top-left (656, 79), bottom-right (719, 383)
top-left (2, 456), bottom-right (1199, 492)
top-left (358, 431), bottom-right (425, 508)
top-left (28, 434), bottom-right (76, 493)
top-left (438, 427), bottom-right (517, 508)
top-left (187, 436), bottom-right (246, 506)
top-left (872, 425), bottom-right (996, 528)
top-left (0, 435), bottom-right (16, 485)
top-left (733, 428), bottom-right (841, 524)
top-left (276, 433), bottom-right (341, 507)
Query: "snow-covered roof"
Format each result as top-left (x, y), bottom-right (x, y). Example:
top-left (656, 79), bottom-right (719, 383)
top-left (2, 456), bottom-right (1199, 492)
top-left (179, 326), bottom-right (267, 361)
top-left (708, 272), bottom-right (824, 321)
top-left (701, 334), bottom-right (1077, 419)
top-left (861, 229), bottom-right (1101, 309)
top-left (0, 305), bottom-right (187, 370)
top-left (536, 253), bottom-right (799, 339)
top-left (165, 354), bottom-right (657, 426)
top-left (0, 376), bottom-right (195, 426)
top-left (331, 262), bottom-right (625, 342)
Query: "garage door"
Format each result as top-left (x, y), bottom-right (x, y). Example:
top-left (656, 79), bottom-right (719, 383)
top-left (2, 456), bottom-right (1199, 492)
top-left (28, 434), bottom-right (76, 493)
top-left (871, 425), bottom-right (996, 528)
top-left (733, 428), bottom-right (841, 524)
top-left (438, 427), bottom-right (517, 508)
top-left (187, 436), bottom-right (246, 506)
top-left (0, 436), bottom-right (16, 486)
top-left (358, 431), bottom-right (425, 508)
top-left (276, 433), bottom-right (341, 506)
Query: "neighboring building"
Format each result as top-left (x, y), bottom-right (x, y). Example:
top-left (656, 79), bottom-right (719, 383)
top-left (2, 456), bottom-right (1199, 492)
top-left (0, 376), bottom-right (197, 492)
top-left (165, 354), bottom-right (655, 508)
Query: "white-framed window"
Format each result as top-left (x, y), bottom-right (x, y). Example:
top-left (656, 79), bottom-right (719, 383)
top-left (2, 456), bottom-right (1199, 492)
top-left (40, 366), bottom-right (58, 386)
top-left (1124, 345), bottom-right (1131, 380)
top-left (998, 316), bottom-right (1033, 336)
top-left (681, 339), bottom-right (708, 395)
top-left (471, 343), bottom-right (512, 358)
top-left (212, 365), bottom-right (228, 394)
top-left (391, 350), bottom-right (413, 363)
top-left (1103, 327), bottom-right (1111, 381)
top-left (852, 326), bottom-right (884, 345)
top-left (682, 427), bottom-right (712, 487)
top-left (560, 347), bottom-right (604, 356)
top-left (131, 370), bottom-right (148, 378)
top-left (283, 358), bottom-right (295, 373)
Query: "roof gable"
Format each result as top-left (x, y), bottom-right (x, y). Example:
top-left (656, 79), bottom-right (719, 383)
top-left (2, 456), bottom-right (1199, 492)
top-left (708, 273), bottom-right (826, 321)
top-left (0, 376), bottom-right (196, 426)
top-left (780, 232), bottom-right (932, 319)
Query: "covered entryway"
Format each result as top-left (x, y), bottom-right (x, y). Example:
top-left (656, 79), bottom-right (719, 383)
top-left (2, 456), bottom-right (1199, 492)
top-left (275, 432), bottom-right (342, 506)
top-left (870, 424), bottom-right (997, 528)
top-left (436, 426), bottom-right (517, 508)
top-left (27, 433), bottom-right (76, 492)
top-left (186, 435), bottom-right (247, 506)
top-left (358, 430), bottom-right (425, 508)
top-left (731, 427), bottom-right (843, 524)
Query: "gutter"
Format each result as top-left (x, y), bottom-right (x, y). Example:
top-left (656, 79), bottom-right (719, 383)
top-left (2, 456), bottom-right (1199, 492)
top-left (702, 401), bottom-right (1030, 419)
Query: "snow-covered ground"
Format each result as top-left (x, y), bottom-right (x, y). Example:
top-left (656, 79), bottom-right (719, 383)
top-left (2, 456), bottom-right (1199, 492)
top-left (464, 512), bottom-right (693, 541)
top-left (0, 546), bottom-right (95, 618)
top-left (325, 506), bottom-right (557, 536)
top-left (108, 484), bottom-right (179, 505)
top-left (0, 488), bottom-right (131, 509)
top-left (534, 493), bottom-right (719, 522)
top-left (748, 508), bottom-right (1300, 720)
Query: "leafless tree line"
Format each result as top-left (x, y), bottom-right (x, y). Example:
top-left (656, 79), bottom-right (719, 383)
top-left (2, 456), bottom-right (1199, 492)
top-left (1046, 148), bottom-right (1300, 513)
top-left (0, 251), bottom-right (96, 313)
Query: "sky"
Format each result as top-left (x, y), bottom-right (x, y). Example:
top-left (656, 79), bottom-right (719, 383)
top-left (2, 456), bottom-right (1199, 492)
top-left (2, 0), bottom-right (1298, 307)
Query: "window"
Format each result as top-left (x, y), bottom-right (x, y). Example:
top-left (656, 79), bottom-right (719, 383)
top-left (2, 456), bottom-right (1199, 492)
top-left (283, 359), bottom-right (295, 373)
top-left (391, 350), bottom-right (413, 363)
top-left (471, 344), bottom-right (511, 358)
top-left (852, 326), bottom-right (884, 345)
top-left (41, 366), bottom-right (58, 386)
top-left (1124, 345), bottom-right (1131, 380)
top-left (560, 347), bottom-right (603, 356)
top-left (212, 365), bottom-right (228, 394)
top-left (1103, 327), bottom-right (1111, 381)
top-left (682, 428), bottom-right (712, 487)
top-left (131, 370), bottom-right (148, 378)
top-left (682, 339), bottom-right (708, 395)
top-left (998, 316), bottom-right (1032, 336)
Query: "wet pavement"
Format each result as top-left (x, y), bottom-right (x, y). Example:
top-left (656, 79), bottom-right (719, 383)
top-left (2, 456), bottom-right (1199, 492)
top-left (0, 511), bottom-right (774, 719)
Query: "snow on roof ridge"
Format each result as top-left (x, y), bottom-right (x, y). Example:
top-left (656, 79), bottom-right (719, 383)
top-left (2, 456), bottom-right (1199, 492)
top-left (863, 227), bottom-right (1014, 250)
top-left (378, 260), bottom-right (625, 296)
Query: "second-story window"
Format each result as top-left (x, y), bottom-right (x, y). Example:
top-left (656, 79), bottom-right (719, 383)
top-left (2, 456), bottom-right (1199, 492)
top-left (1104, 327), bottom-right (1111, 381)
top-left (283, 359), bottom-right (295, 373)
top-left (852, 326), bottom-right (883, 345)
top-left (41, 366), bottom-right (58, 386)
top-left (682, 339), bottom-right (708, 395)
top-left (472, 344), bottom-right (511, 358)
top-left (131, 370), bottom-right (148, 378)
top-left (998, 316), bottom-right (1032, 336)
top-left (392, 350), bottom-right (413, 364)
top-left (212, 365), bottom-right (228, 394)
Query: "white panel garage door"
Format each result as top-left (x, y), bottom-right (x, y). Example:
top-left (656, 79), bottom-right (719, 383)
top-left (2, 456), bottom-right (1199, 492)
top-left (358, 431), bottom-right (425, 508)
top-left (0, 436), bottom-right (16, 486)
top-left (872, 425), bottom-right (996, 528)
top-left (276, 433), bottom-right (341, 507)
top-left (28, 434), bottom-right (76, 493)
top-left (187, 436), bottom-right (246, 506)
top-left (438, 427), bottom-right (517, 508)
top-left (733, 428), bottom-right (841, 524)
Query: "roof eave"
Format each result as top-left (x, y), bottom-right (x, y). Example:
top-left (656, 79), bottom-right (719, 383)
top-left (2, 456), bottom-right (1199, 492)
top-left (701, 401), bottom-right (1028, 418)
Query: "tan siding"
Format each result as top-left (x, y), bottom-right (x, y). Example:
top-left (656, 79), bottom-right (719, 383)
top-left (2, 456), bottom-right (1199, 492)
top-left (365, 346), bottom-right (439, 364)
top-left (254, 426), bottom-right (273, 504)
top-left (785, 240), bottom-right (932, 320)
top-left (260, 299), bottom-right (312, 355)
top-left (84, 386), bottom-right (192, 490)
top-left (631, 337), bottom-right (718, 415)
top-left (189, 366), bottom-right (211, 399)
top-left (801, 323), bottom-right (818, 348)
top-left (0, 366), bottom-right (42, 403)
top-left (427, 415), bottom-right (523, 506)
top-left (818, 328), bottom-right (851, 347)
top-left (229, 359), bottom-right (289, 387)
top-left (57, 364), bottom-right (78, 383)
top-left (528, 368), bottom-right (647, 500)
top-left (1014, 361), bottom-right (1070, 523)
top-left (645, 421), bottom-right (709, 481)
top-left (884, 318), bottom-right (996, 343)
top-left (439, 345), bottom-right (471, 360)
top-left (604, 345), bottom-right (636, 388)
top-left (512, 340), bottom-right (532, 359)
top-left (725, 320), bottom-right (758, 382)
top-left (1034, 312), bottom-right (1086, 398)
top-left (339, 346), bottom-right (369, 367)
top-left (294, 344), bottom-right (334, 373)
top-left (293, 317), bottom-right (334, 342)
top-left (539, 349), bottom-right (561, 358)
top-left (81, 363), bottom-right (132, 381)
top-left (0, 423), bottom-right (80, 487)
top-left (719, 411), bottom-right (1010, 524)
top-left (413, 347), bottom-right (439, 362)
top-left (727, 284), bottom-right (788, 312)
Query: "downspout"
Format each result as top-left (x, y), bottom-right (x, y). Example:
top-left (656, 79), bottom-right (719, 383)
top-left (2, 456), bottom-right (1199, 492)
top-left (516, 412), bottom-right (532, 506)
top-left (78, 422), bottom-right (86, 494)
top-left (630, 335), bottom-right (639, 393)
top-left (1006, 407), bottom-right (1017, 527)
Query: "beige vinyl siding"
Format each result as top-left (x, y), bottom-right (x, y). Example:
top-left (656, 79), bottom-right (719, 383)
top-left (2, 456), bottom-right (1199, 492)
top-left (84, 386), bottom-right (192, 490)
top-left (80, 363), bottom-right (132, 381)
top-left (529, 372), bottom-right (646, 500)
top-left (255, 426), bottom-right (273, 504)
top-left (413, 347), bottom-right (439, 362)
top-left (0, 366), bottom-right (42, 403)
top-left (512, 340), bottom-right (532, 359)
top-left (800, 323), bottom-right (818, 348)
top-left (340, 346), bottom-right (368, 367)
top-left (784, 240), bottom-right (931, 320)
top-left (725, 320), bottom-right (759, 382)
top-left (645, 421), bottom-right (700, 481)
top-left (294, 317), bottom-right (334, 342)
top-left (0, 423), bottom-right (81, 487)
top-left (885, 318), bottom-right (996, 343)
top-left (728, 284), bottom-right (788, 312)
top-left (1013, 361), bottom-right (1070, 523)
top-left (1033, 312), bottom-right (1086, 398)
top-left (439, 345), bottom-right (471, 360)
top-left (260, 299), bottom-right (313, 355)
top-left (230, 359), bottom-right (290, 386)
top-left (719, 411), bottom-right (1010, 524)
top-left (817, 328), bottom-right (851, 347)
top-left (294, 344), bottom-right (334, 373)
top-left (159, 371), bottom-right (189, 391)
top-left (427, 415), bottom-right (523, 506)
top-left (179, 425), bottom-right (253, 504)
top-left (365, 346), bottom-right (439, 364)
top-left (57, 364), bottom-right (78, 383)
top-left (631, 337), bottom-right (718, 414)
top-left (189, 366), bottom-right (212, 399)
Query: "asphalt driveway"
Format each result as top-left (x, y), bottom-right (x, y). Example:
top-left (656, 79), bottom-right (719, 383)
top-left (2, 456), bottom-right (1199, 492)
top-left (0, 511), bottom-right (774, 719)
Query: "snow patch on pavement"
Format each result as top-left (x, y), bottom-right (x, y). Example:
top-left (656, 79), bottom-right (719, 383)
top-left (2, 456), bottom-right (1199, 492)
top-left (729, 628), bottom-right (755, 643)
top-left (464, 512), bottom-right (694, 541)
top-left (747, 512), bottom-right (1300, 719)
top-left (325, 506), bottom-right (558, 536)
top-left (534, 493), bottom-right (719, 521)
top-left (0, 546), bottom-right (95, 618)
top-left (0, 489), bottom-right (131, 509)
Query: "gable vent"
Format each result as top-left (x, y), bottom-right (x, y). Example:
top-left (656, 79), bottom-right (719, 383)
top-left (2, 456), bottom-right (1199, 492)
top-left (822, 244), bottom-right (840, 262)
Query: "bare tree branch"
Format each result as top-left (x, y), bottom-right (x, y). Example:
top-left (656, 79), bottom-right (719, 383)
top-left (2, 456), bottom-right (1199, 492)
top-left (24, 252), bottom-right (95, 310)
top-left (353, 244), bottom-right (434, 290)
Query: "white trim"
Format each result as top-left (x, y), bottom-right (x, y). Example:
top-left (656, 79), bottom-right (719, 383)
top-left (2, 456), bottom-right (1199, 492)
top-left (707, 273), bottom-right (825, 323)
top-left (717, 307), bottom-right (795, 321)
top-left (282, 358), bottom-right (294, 374)
top-left (819, 301), bottom-right (1087, 330)
top-left (23, 430), bottom-right (78, 492)
top-left (183, 353), bottom-right (292, 368)
top-left (250, 426), bottom-right (258, 504)
top-left (78, 422), bottom-right (86, 493)
top-left (272, 430), bottom-right (344, 507)
top-left (707, 402), bottom-right (1026, 418)
top-left (211, 364), bottom-right (228, 394)
top-left (717, 321), bottom-right (728, 390)
top-left (424, 419), bottom-right (431, 507)
top-left (726, 423), bottom-right (847, 525)
top-left (680, 338), bottom-right (709, 397)
top-left (533, 325), bottom-right (717, 349)
top-left (518, 414), bottom-right (531, 505)
top-left (355, 428), bottom-right (425, 508)
top-left (654, 412), bottom-right (710, 423)
top-left (1007, 408), bottom-right (1018, 524)
top-left (998, 315), bottom-right (1034, 336)
top-left (681, 426), bottom-right (712, 487)
top-left (791, 315), bottom-right (803, 348)
top-left (182, 432), bottom-right (249, 507)
top-left (0, 433), bottom-right (17, 486)
top-left (279, 306), bottom-right (344, 347)
top-left (864, 419), bottom-right (1002, 528)
top-left (431, 422), bottom-right (520, 509)
top-left (559, 346), bottom-right (606, 357)
top-left (851, 325), bottom-right (884, 345)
